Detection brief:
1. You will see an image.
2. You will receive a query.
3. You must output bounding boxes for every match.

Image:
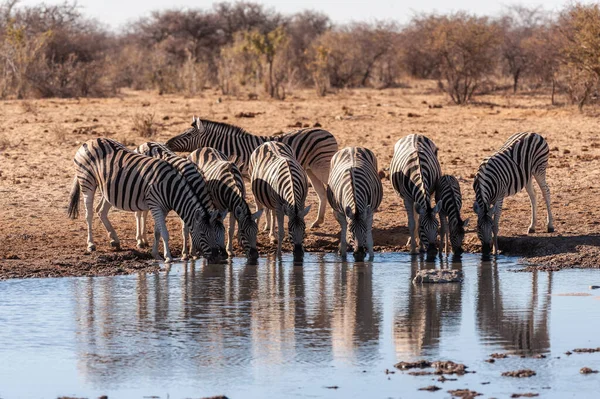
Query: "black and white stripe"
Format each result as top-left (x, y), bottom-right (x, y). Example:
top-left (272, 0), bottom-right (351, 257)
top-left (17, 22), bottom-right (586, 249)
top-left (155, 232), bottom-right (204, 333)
top-left (250, 142), bottom-right (310, 260)
top-left (435, 175), bottom-right (469, 255)
top-left (473, 132), bottom-right (554, 255)
top-left (165, 117), bottom-right (338, 228)
top-left (134, 142), bottom-right (226, 259)
top-left (189, 147), bottom-right (262, 260)
top-left (327, 147), bottom-right (383, 261)
top-left (390, 134), bottom-right (442, 253)
top-left (67, 138), bottom-right (220, 262)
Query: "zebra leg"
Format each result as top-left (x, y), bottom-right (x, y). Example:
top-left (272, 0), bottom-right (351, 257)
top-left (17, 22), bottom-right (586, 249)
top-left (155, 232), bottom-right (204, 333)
top-left (276, 211), bottom-right (285, 259)
top-left (535, 173), bottom-right (555, 233)
top-left (181, 221), bottom-right (190, 261)
top-left (525, 180), bottom-right (537, 234)
top-left (227, 213), bottom-right (236, 256)
top-left (269, 210), bottom-right (277, 244)
top-left (334, 210), bottom-right (348, 258)
top-left (367, 223), bottom-right (374, 261)
top-left (83, 189), bottom-right (96, 252)
top-left (140, 210), bottom-right (149, 247)
top-left (306, 170), bottom-right (327, 228)
top-left (439, 212), bottom-right (448, 255)
top-left (135, 211), bottom-right (147, 249)
top-left (264, 208), bottom-right (272, 232)
top-left (97, 199), bottom-right (120, 251)
top-left (150, 209), bottom-right (173, 263)
top-left (492, 200), bottom-right (504, 255)
top-left (404, 199), bottom-right (418, 254)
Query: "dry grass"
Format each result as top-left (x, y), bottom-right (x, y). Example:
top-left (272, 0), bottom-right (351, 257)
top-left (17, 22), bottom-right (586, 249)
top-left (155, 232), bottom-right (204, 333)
top-left (20, 101), bottom-right (39, 115)
top-left (50, 123), bottom-right (67, 144)
top-left (132, 112), bottom-right (159, 138)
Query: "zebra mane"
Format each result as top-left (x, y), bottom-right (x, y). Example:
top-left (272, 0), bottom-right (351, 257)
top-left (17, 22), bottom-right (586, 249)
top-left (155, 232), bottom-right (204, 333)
top-left (200, 119), bottom-right (271, 141)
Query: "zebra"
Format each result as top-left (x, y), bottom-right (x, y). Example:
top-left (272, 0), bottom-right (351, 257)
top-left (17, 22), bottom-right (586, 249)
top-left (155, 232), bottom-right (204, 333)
top-left (435, 175), bottom-right (469, 255)
top-left (249, 141), bottom-right (310, 261)
top-left (67, 138), bottom-right (221, 263)
top-left (327, 147), bottom-right (383, 261)
top-left (473, 132), bottom-right (554, 256)
top-left (390, 134), bottom-right (442, 254)
top-left (134, 142), bottom-right (226, 260)
top-left (165, 116), bottom-right (338, 229)
top-left (188, 147), bottom-right (262, 260)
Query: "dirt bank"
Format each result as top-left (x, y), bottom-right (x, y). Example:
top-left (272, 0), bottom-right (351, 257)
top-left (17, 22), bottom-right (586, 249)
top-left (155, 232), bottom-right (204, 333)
top-left (1, 84), bottom-right (599, 279)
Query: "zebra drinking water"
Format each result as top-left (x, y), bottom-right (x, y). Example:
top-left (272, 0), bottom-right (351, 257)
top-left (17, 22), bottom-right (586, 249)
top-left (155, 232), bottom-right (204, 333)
top-left (134, 142), bottom-right (226, 260)
top-left (390, 134), bottom-right (442, 254)
top-left (250, 142), bottom-right (310, 261)
top-left (188, 147), bottom-right (262, 260)
top-left (67, 138), bottom-right (221, 263)
top-left (165, 117), bottom-right (337, 229)
top-left (327, 147), bottom-right (383, 261)
top-left (435, 175), bottom-right (469, 255)
top-left (473, 132), bottom-right (554, 256)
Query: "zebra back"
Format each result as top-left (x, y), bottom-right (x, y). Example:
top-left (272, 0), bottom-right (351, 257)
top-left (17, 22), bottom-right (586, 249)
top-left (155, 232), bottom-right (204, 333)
top-left (327, 147), bottom-right (383, 217)
top-left (390, 134), bottom-right (441, 210)
top-left (188, 147), bottom-right (247, 213)
top-left (474, 132), bottom-right (549, 209)
top-left (250, 141), bottom-right (308, 214)
top-left (165, 117), bottom-right (338, 178)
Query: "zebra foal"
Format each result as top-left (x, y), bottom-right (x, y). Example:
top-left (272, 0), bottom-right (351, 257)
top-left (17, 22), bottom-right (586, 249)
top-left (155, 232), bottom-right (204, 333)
top-left (390, 134), bottom-right (442, 254)
top-left (134, 142), bottom-right (226, 260)
top-left (189, 147), bottom-right (262, 260)
top-left (250, 142), bottom-right (310, 261)
top-left (67, 138), bottom-right (221, 263)
top-left (473, 132), bottom-right (554, 255)
top-left (435, 175), bottom-right (469, 255)
top-left (166, 117), bottom-right (337, 228)
top-left (327, 147), bottom-right (383, 261)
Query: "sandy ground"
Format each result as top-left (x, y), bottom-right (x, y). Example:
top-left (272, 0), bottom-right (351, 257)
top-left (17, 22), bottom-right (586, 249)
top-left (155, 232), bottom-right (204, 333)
top-left (1, 83), bottom-right (599, 279)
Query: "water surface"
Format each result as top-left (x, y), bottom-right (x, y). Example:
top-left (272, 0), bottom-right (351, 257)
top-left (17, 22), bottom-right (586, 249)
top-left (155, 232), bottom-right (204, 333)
top-left (0, 253), bottom-right (599, 398)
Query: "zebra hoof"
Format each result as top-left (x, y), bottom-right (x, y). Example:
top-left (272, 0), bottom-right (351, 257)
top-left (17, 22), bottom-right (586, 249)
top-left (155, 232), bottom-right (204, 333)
top-left (547, 226), bottom-right (555, 233)
top-left (137, 241), bottom-right (148, 249)
top-left (110, 241), bottom-right (121, 251)
top-left (310, 221), bottom-right (322, 229)
top-left (87, 244), bottom-right (96, 252)
top-left (181, 254), bottom-right (189, 261)
top-left (527, 227), bottom-right (536, 234)
top-left (165, 257), bottom-right (173, 264)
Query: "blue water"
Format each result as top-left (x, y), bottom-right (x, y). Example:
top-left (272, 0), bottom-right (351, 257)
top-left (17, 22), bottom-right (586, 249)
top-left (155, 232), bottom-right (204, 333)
top-left (0, 253), bottom-right (599, 399)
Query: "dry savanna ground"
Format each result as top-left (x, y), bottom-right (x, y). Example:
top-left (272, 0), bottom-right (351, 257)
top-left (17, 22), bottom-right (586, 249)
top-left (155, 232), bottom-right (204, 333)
top-left (1, 82), bottom-right (599, 279)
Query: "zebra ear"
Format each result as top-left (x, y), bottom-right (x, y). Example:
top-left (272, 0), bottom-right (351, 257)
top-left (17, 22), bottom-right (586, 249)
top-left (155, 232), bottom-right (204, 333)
top-left (433, 201), bottom-right (442, 214)
top-left (252, 209), bottom-right (264, 220)
top-left (209, 210), bottom-right (219, 224)
top-left (473, 202), bottom-right (480, 214)
top-left (463, 218), bottom-right (470, 227)
top-left (300, 205), bottom-right (311, 218)
top-left (415, 203), bottom-right (424, 215)
top-left (219, 210), bottom-right (227, 221)
top-left (360, 205), bottom-right (372, 220)
top-left (234, 206), bottom-right (243, 219)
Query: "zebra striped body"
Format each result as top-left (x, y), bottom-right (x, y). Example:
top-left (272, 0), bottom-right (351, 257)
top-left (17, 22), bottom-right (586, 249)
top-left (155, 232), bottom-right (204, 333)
top-left (327, 147), bottom-right (383, 261)
top-left (189, 147), bottom-right (261, 260)
top-left (250, 142), bottom-right (310, 260)
top-left (473, 132), bottom-right (554, 255)
top-left (435, 175), bottom-right (469, 255)
top-left (390, 134), bottom-right (442, 253)
top-left (166, 117), bottom-right (338, 228)
top-left (67, 138), bottom-right (220, 263)
top-left (134, 142), bottom-right (226, 259)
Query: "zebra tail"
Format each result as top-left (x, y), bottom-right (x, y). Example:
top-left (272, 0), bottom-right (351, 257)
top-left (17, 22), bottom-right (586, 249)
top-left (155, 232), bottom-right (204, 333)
top-left (67, 176), bottom-right (80, 219)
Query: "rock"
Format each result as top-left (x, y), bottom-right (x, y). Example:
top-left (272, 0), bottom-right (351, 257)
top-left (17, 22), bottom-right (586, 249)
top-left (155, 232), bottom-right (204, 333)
top-left (447, 389), bottom-right (482, 398)
top-left (573, 347), bottom-right (600, 353)
top-left (511, 394), bottom-right (539, 398)
top-left (590, 286), bottom-right (600, 289)
top-left (502, 369), bottom-right (536, 378)
top-left (394, 360), bottom-right (432, 370)
top-left (490, 353), bottom-right (509, 359)
top-left (413, 269), bottom-right (463, 284)
top-left (407, 112), bottom-right (421, 117)
top-left (580, 367), bottom-right (599, 374)
top-left (432, 360), bottom-right (469, 375)
top-left (419, 385), bottom-right (441, 392)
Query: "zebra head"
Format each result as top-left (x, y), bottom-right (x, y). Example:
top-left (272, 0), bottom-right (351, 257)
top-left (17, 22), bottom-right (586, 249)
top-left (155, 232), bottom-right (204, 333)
top-left (165, 116), bottom-right (205, 152)
top-left (416, 201), bottom-right (442, 253)
top-left (190, 208), bottom-right (221, 263)
top-left (288, 205), bottom-right (311, 261)
top-left (474, 202), bottom-right (494, 256)
top-left (234, 206), bottom-right (263, 261)
top-left (345, 205), bottom-right (373, 262)
top-left (449, 217), bottom-right (470, 255)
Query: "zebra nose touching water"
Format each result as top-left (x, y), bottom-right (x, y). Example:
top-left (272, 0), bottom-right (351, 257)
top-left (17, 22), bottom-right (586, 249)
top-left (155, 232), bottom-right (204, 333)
top-left (67, 138), bottom-right (221, 263)
top-left (250, 142), bottom-right (310, 261)
top-left (188, 147), bottom-right (262, 261)
top-left (327, 147), bottom-right (383, 262)
top-left (390, 134), bottom-right (442, 255)
top-left (473, 132), bottom-right (554, 256)
top-left (133, 141), bottom-right (227, 261)
top-left (436, 175), bottom-right (469, 255)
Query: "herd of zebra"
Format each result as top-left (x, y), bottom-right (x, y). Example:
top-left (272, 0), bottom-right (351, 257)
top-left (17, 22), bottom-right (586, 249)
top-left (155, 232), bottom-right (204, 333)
top-left (67, 117), bottom-right (555, 263)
